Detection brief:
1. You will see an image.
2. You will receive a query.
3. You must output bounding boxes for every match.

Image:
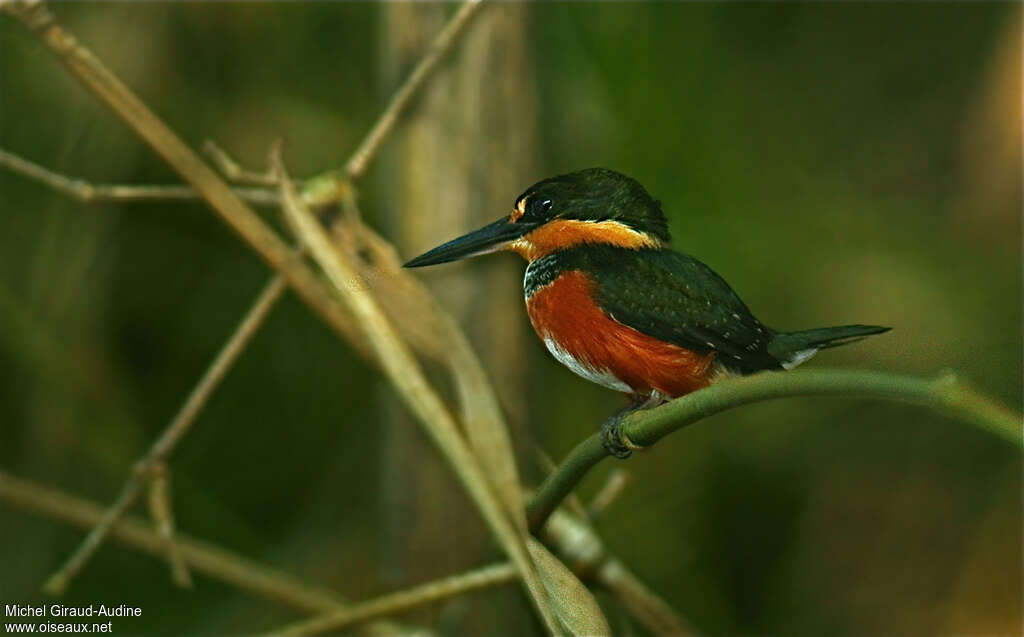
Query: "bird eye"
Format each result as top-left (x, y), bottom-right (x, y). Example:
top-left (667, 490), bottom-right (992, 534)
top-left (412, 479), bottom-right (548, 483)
top-left (527, 198), bottom-right (553, 219)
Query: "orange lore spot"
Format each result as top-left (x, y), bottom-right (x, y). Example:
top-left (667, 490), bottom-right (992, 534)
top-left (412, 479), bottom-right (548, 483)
top-left (526, 270), bottom-right (715, 398)
top-left (509, 199), bottom-right (526, 223)
top-left (510, 219), bottom-right (662, 261)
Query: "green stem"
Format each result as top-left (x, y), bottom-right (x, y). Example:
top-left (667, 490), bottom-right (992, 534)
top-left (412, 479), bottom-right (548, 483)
top-left (527, 368), bottom-right (1020, 532)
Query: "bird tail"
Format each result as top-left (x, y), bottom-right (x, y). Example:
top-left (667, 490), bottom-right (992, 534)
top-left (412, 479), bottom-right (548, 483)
top-left (767, 324), bottom-right (890, 370)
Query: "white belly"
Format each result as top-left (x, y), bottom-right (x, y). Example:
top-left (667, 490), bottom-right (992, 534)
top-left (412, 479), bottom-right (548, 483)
top-left (542, 336), bottom-right (633, 393)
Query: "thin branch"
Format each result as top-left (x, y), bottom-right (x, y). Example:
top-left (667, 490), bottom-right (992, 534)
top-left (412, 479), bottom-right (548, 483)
top-left (146, 464), bottom-right (193, 588)
top-left (272, 149), bottom-right (562, 635)
top-left (0, 148), bottom-right (280, 205)
top-left (586, 469), bottom-right (630, 520)
top-left (0, 470), bottom-right (417, 636)
top-left (43, 274), bottom-right (287, 594)
top-left (203, 140), bottom-right (280, 187)
top-left (527, 368), bottom-right (1022, 532)
top-left (345, 0), bottom-right (484, 179)
top-left (269, 563), bottom-right (517, 637)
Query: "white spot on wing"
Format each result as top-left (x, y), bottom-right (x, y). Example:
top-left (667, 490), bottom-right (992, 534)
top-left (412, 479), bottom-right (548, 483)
top-left (781, 348), bottom-right (818, 370)
top-left (543, 336), bottom-right (633, 393)
top-left (709, 363), bottom-right (736, 384)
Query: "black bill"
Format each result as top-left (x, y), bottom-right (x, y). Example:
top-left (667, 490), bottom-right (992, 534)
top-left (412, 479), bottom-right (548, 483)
top-left (403, 217), bottom-right (537, 268)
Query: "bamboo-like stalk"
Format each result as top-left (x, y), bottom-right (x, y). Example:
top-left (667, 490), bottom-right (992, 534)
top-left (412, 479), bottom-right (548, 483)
top-left (271, 151), bottom-right (563, 634)
top-left (378, 3), bottom-right (535, 585)
top-left (527, 368), bottom-right (1022, 532)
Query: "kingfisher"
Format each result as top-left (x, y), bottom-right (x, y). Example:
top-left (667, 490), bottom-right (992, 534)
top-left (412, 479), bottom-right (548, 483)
top-left (404, 168), bottom-right (889, 457)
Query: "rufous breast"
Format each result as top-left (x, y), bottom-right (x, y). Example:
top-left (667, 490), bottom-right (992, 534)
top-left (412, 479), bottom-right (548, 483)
top-left (525, 269), bottom-right (715, 399)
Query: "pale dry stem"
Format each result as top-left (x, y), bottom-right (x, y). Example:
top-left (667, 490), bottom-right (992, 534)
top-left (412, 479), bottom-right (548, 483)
top-left (271, 150), bottom-right (564, 635)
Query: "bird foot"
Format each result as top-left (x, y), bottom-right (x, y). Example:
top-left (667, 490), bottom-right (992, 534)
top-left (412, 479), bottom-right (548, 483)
top-left (601, 393), bottom-right (663, 459)
top-left (600, 412), bottom-right (636, 460)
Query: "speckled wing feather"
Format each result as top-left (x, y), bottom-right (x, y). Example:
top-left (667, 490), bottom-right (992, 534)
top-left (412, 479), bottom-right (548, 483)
top-left (578, 246), bottom-right (782, 373)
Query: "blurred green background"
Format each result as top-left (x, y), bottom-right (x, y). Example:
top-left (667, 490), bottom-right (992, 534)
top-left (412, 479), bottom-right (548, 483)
top-left (1, 3), bottom-right (1020, 635)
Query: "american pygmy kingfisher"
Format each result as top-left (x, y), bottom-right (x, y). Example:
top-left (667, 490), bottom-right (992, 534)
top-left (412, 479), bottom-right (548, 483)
top-left (404, 168), bottom-right (889, 457)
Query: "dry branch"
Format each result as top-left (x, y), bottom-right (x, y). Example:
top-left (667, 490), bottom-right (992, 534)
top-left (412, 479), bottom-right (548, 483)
top-left (270, 563), bottom-right (517, 637)
top-left (0, 148), bottom-right (280, 205)
top-left (331, 217), bottom-right (527, 526)
top-left (41, 274), bottom-right (288, 595)
top-left (272, 150), bottom-right (565, 635)
top-left (585, 469), bottom-right (631, 520)
top-left (345, 0), bottom-right (483, 179)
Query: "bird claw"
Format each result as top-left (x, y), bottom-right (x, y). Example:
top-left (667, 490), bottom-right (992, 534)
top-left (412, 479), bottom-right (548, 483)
top-left (601, 413), bottom-right (633, 459)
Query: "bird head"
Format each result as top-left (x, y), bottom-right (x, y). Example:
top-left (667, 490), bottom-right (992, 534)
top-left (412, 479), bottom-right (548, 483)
top-left (403, 168), bottom-right (670, 267)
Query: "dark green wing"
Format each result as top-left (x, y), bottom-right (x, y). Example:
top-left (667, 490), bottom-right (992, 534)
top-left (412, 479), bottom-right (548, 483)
top-left (578, 246), bottom-right (781, 373)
